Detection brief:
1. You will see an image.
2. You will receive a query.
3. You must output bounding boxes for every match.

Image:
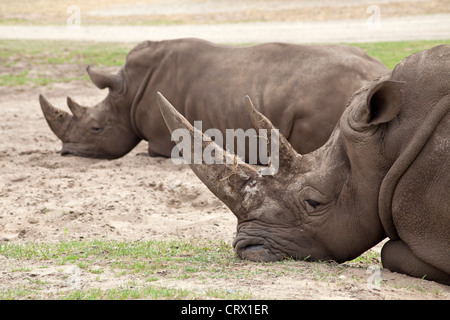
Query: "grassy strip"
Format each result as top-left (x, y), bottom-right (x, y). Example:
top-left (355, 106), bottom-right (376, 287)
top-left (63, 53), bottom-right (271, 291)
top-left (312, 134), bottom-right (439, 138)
top-left (0, 40), bottom-right (133, 86)
top-left (0, 39), bottom-right (132, 66)
top-left (0, 39), bottom-right (449, 86)
top-left (351, 39), bottom-right (450, 69)
top-left (0, 239), bottom-right (250, 299)
top-left (0, 239), bottom-right (380, 300)
top-left (0, 70), bottom-right (88, 86)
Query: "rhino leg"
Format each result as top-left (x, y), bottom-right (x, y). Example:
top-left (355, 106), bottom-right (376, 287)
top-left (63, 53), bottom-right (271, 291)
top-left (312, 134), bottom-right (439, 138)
top-left (148, 148), bottom-right (160, 157)
top-left (381, 240), bottom-right (450, 285)
top-left (135, 147), bottom-right (161, 157)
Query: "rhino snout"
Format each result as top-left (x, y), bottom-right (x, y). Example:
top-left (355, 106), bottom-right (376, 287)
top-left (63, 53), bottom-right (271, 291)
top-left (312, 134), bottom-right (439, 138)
top-left (234, 236), bottom-right (283, 262)
top-left (239, 245), bottom-right (281, 262)
top-left (60, 142), bottom-right (109, 159)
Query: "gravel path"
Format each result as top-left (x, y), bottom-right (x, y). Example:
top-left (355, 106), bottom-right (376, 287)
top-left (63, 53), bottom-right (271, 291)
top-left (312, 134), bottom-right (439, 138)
top-left (0, 14), bottom-right (449, 43)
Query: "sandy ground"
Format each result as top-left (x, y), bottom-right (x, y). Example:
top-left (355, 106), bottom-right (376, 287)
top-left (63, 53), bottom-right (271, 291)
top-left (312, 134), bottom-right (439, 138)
top-left (0, 80), bottom-right (235, 244)
top-left (0, 0), bottom-right (449, 300)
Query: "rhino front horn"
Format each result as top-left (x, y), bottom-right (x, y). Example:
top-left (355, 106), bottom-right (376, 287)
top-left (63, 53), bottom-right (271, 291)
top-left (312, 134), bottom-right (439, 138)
top-left (157, 92), bottom-right (259, 220)
top-left (244, 96), bottom-right (304, 175)
top-left (39, 94), bottom-right (72, 140)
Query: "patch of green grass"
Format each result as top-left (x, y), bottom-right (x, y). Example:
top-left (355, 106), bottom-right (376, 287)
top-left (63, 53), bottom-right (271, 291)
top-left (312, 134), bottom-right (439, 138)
top-left (61, 285), bottom-right (249, 300)
top-left (0, 287), bottom-right (33, 300)
top-left (0, 238), bottom-right (238, 277)
top-left (0, 39), bottom-right (448, 71)
top-left (0, 18), bottom-right (31, 25)
top-left (0, 239), bottom-right (324, 299)
top-left (0, 40), bottom-right (134, 87)
top-left (61, 285), bottom-right (192, 300)
top-left (0, 239), bottom-right (256, 299)
top-left (348, 249), bottom-right (381, 266)
top-left (351, 40), bottom-right (450, 69)
top-left (234, 40), bottom-right (450, 70)
top-left (0, 238), bottom-right (446, 299)
top-left (0, 283), bottom-right (194, 300)
top-left (0, 73), bottom-right (88, 86)
top-left (0, 39), bottom-right (448, 87)
top-left (0, 70), bottom-right (29, 85)
top-left (0, 39), bottom-right (133, 66)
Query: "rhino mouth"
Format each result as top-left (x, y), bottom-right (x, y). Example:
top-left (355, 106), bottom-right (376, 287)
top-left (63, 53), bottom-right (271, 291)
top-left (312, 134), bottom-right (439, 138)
top-left (238, 245), bottom-right (281, 262)
top-left (233, 236), bottom-right (285, 262)
top-left (60, 142), bottom-right (109, 159)
top-left (233, 223), bottom-right (324, 262)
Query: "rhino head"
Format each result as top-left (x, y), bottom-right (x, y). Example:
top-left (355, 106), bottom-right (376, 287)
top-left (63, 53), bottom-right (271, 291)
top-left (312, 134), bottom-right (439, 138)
top-left (157, 81), bottom-right (400, 263)
top-left (39, 66), bottom-right (141, 159)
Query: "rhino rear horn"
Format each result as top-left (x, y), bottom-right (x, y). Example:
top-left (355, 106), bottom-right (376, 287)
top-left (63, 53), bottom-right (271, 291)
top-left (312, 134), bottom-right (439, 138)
top-left (157, 92), bottom-right (259, 220)
top-left (39, 94), bottom-right (72, 140)
top-left (244, 96), bottom-right (302, 173)
top-left (86, 65), bottom-right (123, 92)
top-left (67, 97), bottom-right (87, 118)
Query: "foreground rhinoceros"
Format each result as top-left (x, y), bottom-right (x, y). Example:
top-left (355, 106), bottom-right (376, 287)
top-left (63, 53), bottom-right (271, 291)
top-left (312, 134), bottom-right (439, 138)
top-left (39, 38), bottom-right (387, 160)
top-left (157, 45), bottom-right (450, 285)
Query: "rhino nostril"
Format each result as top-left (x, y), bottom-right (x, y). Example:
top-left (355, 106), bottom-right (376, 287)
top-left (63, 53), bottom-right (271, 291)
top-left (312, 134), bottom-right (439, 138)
top-left (240, 245), bottom-right (279, 262)
top-left (60, 150), bottom-right (72, 156)
top-left (60, 146), bottom-right (69, 156)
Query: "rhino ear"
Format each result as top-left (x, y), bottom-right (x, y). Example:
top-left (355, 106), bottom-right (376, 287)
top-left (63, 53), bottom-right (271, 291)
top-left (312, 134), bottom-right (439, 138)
top-left (362, 80), bottom-right (403, 125)
top-left (86, 65), bottom-right (123, 92)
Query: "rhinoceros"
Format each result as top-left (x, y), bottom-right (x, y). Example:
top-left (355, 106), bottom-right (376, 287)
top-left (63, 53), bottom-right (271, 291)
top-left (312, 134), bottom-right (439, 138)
top-left (39, 38), bottom-right (387, 160)
top-left (157, 45), bottom-right (450, 285)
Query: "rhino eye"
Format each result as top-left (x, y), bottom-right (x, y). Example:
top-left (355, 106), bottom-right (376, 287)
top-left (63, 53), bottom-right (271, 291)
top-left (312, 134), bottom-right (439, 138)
top-left (305, 199), bottom-right (321, 209)
top-left (91, 126), bottom-right (103, 133)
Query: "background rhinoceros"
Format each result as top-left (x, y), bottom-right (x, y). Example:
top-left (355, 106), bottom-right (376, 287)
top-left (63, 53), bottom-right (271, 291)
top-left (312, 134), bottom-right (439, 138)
top-left (40, 38), bottom-right (387, 160)
top-left (157, 45), bottom-right (450, 285)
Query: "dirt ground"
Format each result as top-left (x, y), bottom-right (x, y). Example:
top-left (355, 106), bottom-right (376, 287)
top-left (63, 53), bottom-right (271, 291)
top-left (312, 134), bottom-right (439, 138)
top-left (0, 82), bottom-right (235, 244)
top-left (1, 0), bottom-right (449, 300)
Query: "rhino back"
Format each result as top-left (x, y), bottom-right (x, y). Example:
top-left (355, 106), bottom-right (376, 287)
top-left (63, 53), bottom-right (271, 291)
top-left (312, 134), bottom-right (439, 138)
top-left (127, 39), bottom-right (387, 157)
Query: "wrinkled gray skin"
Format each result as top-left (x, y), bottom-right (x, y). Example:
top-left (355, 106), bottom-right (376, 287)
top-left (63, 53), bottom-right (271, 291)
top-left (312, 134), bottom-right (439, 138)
top-left (157, 45), bottom-right (450, 285)
top-left (39, 38), bottom-right (387, 160)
